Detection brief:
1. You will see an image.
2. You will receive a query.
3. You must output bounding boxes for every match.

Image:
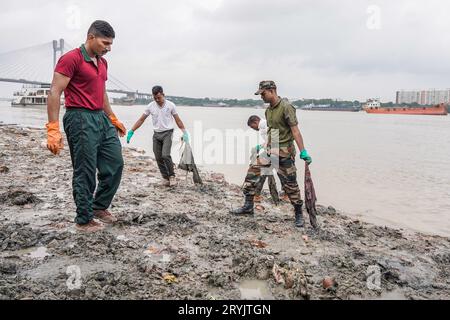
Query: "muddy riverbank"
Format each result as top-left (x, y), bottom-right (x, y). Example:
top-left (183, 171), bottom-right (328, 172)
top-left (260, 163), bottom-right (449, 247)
top-left (0, 124), bottom-right (449, 300)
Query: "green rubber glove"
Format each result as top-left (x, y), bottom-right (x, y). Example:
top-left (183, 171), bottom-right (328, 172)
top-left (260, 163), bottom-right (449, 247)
top-left (255, 144), bottom-right (263, 152)
top-left (300, 149), bottom-right (312, 164)
top-left (126, 129), bottom-right (134, 144)
top-left (182, 131), bottom-right (190, 143)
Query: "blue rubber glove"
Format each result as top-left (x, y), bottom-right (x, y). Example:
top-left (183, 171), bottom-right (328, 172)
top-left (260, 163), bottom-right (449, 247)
top-left (182, 131), bottom-right (190, 143)
top-left (255, 144), bottom-right (263, 153)
top-left (126, 129), bottom-right (134, 144)
top-left (300, 149), bottom-right (312, 164)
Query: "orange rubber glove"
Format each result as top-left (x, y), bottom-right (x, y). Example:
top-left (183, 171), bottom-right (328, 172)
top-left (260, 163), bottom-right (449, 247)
top-left (46, 121), bottom-right (63, 155)
top-left (109, 113), bottom-right (126, 137)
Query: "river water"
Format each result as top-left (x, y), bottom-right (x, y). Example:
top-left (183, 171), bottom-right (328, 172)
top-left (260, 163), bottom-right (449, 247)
top-left (1, 103), bottom-right (449, 237)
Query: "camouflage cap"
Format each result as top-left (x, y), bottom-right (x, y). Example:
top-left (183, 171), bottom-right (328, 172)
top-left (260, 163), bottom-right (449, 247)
top-left (254, 80), bottom-right (277, 95)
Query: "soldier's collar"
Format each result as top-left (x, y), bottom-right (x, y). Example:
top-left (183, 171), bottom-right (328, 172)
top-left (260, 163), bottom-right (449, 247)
top-left (269, 97), bottom-right (282, 109)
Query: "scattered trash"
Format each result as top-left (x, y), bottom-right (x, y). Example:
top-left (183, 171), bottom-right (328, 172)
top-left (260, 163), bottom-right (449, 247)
top-left (163, 274), bottom-right (178, 284)
top-left (322, 277), bottom-right (337, 290)
top-left (145, 246), bottom-right (164, 255)
top-left (284, 270), bottom-right (295, 289)
top-left (272, 264), bottom-right (285, 285)
top-left (249, 239), bottom-right (267, 248)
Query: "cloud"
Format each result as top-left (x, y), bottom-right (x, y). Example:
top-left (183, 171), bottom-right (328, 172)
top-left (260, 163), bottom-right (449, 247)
top-left (1, 0), bottom-right (450, 101)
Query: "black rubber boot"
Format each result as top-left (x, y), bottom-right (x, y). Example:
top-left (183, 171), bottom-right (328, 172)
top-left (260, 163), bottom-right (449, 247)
top-left (230, 195), bottom-right (254, 215)
top-left (294, 204), bottom-right (304, 227)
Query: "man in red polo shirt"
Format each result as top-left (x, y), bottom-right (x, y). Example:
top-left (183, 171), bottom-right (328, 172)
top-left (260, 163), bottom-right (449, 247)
top-left (46, 20), bottom-right (126, 232)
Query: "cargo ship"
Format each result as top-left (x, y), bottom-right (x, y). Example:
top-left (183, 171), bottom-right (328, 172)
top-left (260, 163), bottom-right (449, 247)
top-left (301, 103), bottom-right (360, 112)
top-left (363, 99), bottom-right (448, 116)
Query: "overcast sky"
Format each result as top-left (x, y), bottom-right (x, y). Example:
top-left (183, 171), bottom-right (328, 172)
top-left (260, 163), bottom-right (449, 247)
top-left (1, 0), bottom-right (450, 101)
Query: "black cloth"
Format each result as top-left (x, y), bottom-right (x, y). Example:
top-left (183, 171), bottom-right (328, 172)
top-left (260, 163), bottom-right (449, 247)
top-left (178, 143), bottom-right (202, 185)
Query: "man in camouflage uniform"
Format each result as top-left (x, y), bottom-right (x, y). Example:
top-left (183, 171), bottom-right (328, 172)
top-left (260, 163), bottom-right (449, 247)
top-left (230, 81), bottom-right (312, 227)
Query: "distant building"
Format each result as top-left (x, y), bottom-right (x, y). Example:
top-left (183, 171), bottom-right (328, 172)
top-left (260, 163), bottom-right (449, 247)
top-left (396, 89), bottom-right (450, 105)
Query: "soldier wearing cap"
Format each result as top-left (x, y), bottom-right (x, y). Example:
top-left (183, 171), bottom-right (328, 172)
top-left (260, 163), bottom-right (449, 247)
top-left (230, 81), bottom-right (312, 228)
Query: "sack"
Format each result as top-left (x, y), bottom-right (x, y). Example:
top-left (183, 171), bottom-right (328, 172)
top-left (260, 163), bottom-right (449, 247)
top-left (178, 143), bottom-right (203, 185)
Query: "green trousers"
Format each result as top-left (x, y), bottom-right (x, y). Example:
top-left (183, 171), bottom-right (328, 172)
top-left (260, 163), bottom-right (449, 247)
top-left (63, 108), bottom-right (124, 225)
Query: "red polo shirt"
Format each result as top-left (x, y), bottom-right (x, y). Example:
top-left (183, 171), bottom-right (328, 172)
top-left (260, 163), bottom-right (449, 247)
top-left (54, 45), bottom-right (108, 110)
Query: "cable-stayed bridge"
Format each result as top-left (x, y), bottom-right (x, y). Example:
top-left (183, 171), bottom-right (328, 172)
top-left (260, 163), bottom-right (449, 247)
top-left (0, 39), bottom-right (152, 103)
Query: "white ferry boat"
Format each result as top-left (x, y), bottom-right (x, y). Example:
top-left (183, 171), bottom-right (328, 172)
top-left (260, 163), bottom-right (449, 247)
top-left (11, 84), bottom-right (64, 107)
top-left (362, 98), bottom-right (381, 109)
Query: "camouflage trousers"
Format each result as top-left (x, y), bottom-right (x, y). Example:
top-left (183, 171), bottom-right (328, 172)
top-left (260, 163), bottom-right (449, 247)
top-left (242, 155), bottom-right (303, 206)
top-left (254, 175), bottom-right (267, 196)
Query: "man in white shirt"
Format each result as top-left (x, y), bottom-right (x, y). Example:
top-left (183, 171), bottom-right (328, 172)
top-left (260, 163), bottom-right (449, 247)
top-left (127, 85), bottom-right (189, 187)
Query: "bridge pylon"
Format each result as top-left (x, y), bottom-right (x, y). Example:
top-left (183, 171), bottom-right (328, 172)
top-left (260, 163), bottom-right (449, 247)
top-left (53, 39), bottom-right (64, 68)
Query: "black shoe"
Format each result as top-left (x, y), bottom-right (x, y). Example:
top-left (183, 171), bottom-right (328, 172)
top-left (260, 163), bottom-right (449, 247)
top-left (294, 204), bottom-right (304, 228)
top-left (230, 196), bottom-right (254, 215)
